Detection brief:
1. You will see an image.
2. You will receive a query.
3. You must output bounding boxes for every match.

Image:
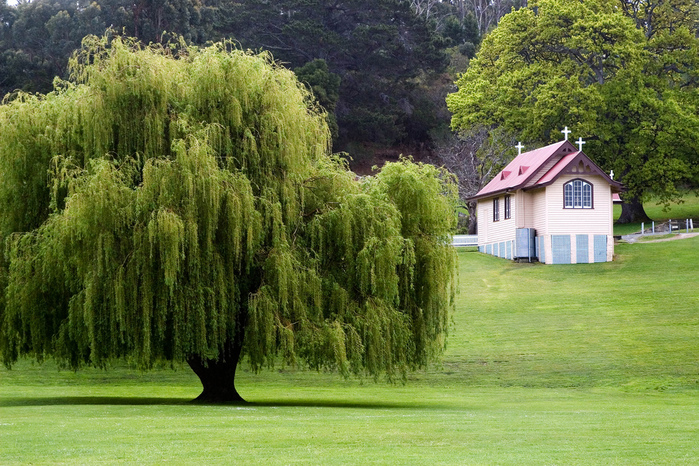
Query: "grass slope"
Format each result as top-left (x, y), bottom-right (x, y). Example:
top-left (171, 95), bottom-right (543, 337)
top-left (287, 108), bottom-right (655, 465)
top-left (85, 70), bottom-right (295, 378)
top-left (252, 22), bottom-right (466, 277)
top-left (445, 241), bottom-right (699, 391)
top-left (2, 238), bottom-right (699, 464)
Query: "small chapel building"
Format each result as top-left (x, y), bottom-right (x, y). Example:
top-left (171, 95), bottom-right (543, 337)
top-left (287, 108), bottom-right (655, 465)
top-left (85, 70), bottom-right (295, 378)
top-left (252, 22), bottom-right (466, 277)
top-left (470, 134), bottom-right (623, 264)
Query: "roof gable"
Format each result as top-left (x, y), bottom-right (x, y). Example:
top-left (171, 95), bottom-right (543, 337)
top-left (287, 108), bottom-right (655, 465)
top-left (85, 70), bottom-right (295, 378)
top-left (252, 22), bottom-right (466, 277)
top-left (533, 151), bottom-right (618, 188)
top-left (470, 140), bottom-right (622, 201)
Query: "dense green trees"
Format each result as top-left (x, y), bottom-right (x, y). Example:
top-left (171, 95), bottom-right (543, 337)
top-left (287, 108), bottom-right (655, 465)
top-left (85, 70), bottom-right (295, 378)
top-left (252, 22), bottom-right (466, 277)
top-left (447, 0), bottom-right (699, 223)
top-left (0, 0), bottom-right (486, 161)
top-left (217, 0), bottom-right (451, 151)
top-left (0, 0), bottom-right (215, 96)
top-left (0, 37), bottom-right (458, 402)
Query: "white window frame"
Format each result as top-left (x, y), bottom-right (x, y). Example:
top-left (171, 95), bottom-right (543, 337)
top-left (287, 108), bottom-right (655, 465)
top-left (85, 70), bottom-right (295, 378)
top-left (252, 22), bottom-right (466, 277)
top-left (564, 179), bottom-right (593, 209)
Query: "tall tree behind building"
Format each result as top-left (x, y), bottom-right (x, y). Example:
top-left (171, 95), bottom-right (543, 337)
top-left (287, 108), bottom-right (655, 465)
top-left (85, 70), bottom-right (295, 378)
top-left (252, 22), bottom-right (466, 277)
top-left (447, 0), bottom-right (699, 223)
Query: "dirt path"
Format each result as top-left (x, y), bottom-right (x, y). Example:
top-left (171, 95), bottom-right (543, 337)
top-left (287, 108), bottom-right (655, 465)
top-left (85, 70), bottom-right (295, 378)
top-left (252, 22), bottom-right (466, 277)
top-left (633, 233), bottom-right (699, 243)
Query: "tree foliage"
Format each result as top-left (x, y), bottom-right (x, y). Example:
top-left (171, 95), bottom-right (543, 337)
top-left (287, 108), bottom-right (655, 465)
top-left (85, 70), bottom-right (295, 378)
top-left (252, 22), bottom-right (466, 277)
top-left (447, 0), bottom-right (699, 223)
top-left (0, 36), bottom-right (458, 401)
top-left (619, 0), bottom-right (698, 39)
top-left (0, 0), bottom-right (217, 96)
top-left (217, 0), bottom-right (450, 151)
top-left (0, 0), bottom-right (475, 160)
top-left (294, 59), bottom-right (341, 142)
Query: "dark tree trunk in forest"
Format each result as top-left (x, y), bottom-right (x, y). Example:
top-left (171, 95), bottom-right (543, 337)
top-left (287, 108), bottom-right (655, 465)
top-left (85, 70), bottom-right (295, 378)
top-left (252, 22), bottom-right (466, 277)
top-left (617, 196), bottom-right (651, 224)
top-left (187, 339), bottom-right (245, 403)
top-left (466, 200), bottom-right (478, 235)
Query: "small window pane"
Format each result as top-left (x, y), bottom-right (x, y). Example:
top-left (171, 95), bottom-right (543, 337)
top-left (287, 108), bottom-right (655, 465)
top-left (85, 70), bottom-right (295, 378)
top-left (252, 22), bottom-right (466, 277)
top-left (582, 183), bottom-right (592, 208)
top-left (564, 183), bottom-right (573, 208)
top-left (573, 180), bottom-right (582, 207)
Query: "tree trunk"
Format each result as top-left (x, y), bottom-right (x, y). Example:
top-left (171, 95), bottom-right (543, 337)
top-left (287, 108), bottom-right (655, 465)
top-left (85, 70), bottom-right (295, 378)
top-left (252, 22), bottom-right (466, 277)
top-left (187, 339), bottom-right (245, 403)
top-left (467, 200), bottom-right (478, 235)
top-left (617, 196), bottom-right (651, 224)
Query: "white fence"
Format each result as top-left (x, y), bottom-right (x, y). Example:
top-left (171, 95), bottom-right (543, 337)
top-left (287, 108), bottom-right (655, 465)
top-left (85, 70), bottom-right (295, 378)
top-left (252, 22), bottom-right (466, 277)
top-left (452, 235), bottom-right (478, 247)
top-left (621, 218), bottom-right (697, 243)
top-left (639, 219), bottom-right (695, 235)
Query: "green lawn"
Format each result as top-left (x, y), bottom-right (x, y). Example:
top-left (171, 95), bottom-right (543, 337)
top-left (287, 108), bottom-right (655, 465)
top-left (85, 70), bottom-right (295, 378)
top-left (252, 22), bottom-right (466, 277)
top-left (2, 238), bottom-right (699, 464)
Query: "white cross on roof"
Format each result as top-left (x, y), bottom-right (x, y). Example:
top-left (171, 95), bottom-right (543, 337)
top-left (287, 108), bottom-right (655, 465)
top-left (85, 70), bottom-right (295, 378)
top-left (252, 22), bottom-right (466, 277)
top-left (515, 142), bottom-right (524, 156)
top-left (576, 137), bottom-right (585, 152)
top-left (561, 126), bottom-right (571, 141)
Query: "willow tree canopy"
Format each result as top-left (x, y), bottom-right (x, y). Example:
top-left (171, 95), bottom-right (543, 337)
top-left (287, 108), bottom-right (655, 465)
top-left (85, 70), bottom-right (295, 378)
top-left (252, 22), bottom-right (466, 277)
top-left (0, 36), bottom-right (458, 402)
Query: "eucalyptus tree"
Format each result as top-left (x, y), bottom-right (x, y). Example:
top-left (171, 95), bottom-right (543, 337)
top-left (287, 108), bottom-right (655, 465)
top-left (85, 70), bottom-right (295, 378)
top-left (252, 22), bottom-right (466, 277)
top-left (0, 36), bottom-right (458, 402)
top-left (447, 0), bottom-right (699, 223)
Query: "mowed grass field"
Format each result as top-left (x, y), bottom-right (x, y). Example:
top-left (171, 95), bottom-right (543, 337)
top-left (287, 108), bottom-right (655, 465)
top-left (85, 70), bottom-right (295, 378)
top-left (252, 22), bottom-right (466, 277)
top-left (2, 237), bottom-right (698, 463)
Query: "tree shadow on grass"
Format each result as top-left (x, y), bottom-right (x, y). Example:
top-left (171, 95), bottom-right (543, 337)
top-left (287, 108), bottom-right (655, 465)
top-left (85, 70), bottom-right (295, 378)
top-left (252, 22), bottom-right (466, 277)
top-left (0, 396), bottom-right (437, 410)
top-left (0, 396), bottom-right (193, 407)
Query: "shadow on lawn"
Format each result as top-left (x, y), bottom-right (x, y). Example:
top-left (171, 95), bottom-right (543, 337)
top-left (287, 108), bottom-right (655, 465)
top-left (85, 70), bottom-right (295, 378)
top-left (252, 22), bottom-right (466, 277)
top-left (0, 396), bottom-right (433, 409)
top-left (0, 396), bottom-right (193, 407)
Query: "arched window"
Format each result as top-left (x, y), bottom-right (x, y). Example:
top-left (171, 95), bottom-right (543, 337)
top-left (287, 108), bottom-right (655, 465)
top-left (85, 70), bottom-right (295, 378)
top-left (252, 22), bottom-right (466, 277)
top-left (564, 179), bottom-right (593, 209)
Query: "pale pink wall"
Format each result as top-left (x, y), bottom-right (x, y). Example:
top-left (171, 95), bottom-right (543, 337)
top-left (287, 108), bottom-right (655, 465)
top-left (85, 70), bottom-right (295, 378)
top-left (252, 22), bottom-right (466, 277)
top-left (545, 175), bottom-right (613, 236)
top-left (514, 190), bottom-right (534, 229)
top-left (476, 194), bottom-right (517, 246)
top-left (476, 201), bottom-right (488, 245)
top-left (527, 188), bottom-right (548, 236)
top-left (540, 174), bottom-right (614, 263)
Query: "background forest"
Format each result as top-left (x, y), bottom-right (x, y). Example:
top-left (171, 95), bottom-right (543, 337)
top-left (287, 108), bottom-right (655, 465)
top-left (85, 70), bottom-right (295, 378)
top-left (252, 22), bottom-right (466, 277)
top-left (2, 0), bottom-right (698, 223)
top-left (0, 0), bottom-right (522, 168)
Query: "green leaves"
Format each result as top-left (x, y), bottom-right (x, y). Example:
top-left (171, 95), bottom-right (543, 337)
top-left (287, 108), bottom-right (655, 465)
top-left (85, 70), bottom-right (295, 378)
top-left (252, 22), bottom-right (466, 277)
top-left (0, 37), bottom-right (457, 383)
top-left (448, 0), bottom-right (699, 218)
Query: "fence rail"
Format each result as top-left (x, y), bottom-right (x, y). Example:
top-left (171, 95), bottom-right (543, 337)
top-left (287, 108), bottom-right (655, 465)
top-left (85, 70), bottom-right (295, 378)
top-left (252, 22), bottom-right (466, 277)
top-left (667, 218), bottom-right (694, 232)
top-left (621, 218), bottom-right (697, 242)
top-left (639, 219), bottom-right (695, 235)
top-left (452, 235), bottom-right (478, 247)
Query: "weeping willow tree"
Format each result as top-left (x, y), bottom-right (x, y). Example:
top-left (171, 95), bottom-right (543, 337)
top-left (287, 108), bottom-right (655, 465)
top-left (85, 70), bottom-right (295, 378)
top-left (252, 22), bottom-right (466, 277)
top-left (0, 36), bottom-right (458, 402)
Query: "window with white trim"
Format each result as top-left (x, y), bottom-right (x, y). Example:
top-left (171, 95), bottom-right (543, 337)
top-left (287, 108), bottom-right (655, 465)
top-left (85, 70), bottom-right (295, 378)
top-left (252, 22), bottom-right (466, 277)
top-left (504, 195), bottom-right (511, 219)
top-left (493, 198), bottom-right (500, 221)
top-left (564, 179), bottom-right (593, 209)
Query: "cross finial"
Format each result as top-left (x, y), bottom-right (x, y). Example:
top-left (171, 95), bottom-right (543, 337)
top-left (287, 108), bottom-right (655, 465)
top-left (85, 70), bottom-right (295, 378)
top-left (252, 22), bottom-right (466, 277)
top-left (515, 142), bottom-right (524, 156)
top-left (576, 137), bottom-right (585, 152)
top-left (610, 170), bottom-right (614, 180)
top-left (561, 126), bottom-right (571, 141)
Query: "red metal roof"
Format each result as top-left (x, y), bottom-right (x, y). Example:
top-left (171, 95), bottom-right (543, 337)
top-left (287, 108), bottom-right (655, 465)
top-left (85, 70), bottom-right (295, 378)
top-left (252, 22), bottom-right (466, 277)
top-left (470, 140), bottom-right (622, 201)
top-left (471, 141), bottom-right (570, 200)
